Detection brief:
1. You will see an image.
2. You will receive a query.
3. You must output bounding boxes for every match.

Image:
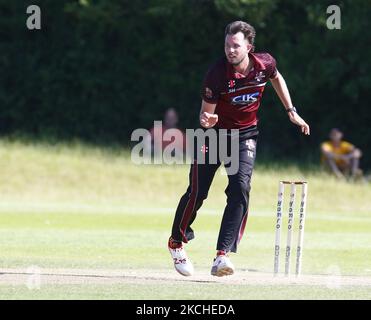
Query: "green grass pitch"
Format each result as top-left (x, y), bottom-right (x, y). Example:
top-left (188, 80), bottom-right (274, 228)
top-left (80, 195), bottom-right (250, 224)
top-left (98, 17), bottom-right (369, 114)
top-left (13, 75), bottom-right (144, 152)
top-left (0, 139), bottom-right (370, 299)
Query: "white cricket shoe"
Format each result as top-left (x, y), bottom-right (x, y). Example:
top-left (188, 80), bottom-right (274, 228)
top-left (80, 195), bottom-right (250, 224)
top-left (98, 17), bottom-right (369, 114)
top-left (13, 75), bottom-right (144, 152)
top-left (168, 245), bottom-right (194, 276)
top-left (211, 255), bottom-right (235, 277)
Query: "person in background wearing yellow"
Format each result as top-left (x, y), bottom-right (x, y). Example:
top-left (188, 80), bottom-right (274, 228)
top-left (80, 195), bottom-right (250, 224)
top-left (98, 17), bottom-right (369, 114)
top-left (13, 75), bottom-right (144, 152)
top-left (321, 128), bottom-right (363, 180)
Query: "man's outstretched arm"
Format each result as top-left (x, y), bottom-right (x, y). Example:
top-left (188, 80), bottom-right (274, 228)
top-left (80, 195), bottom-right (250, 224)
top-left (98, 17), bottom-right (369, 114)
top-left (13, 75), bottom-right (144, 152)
top-left (270, 71), bottom-right (310, 135)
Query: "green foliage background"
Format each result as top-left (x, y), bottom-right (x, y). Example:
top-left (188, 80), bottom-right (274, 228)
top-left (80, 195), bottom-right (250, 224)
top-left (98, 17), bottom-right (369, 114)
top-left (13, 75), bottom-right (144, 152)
top-left (1, 0), bottom-right (370, 166)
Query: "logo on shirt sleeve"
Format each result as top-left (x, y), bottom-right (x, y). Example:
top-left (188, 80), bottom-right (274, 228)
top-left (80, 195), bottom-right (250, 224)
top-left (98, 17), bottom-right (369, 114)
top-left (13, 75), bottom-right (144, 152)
top-left (205, 87), bottom-right (213, 99)
top-left (254, 71), bottom-right (265, 82)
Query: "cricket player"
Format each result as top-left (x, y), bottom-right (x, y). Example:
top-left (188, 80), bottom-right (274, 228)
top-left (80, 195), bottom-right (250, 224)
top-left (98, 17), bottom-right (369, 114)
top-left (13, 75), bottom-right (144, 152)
top-left (168, 21), bottom-right (310, 277)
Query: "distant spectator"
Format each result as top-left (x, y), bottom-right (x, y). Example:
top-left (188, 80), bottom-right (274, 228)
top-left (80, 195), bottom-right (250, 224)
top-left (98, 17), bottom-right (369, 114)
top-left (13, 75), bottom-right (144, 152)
top-left (321, 128), bottom-right (363, 179)
top-left (144, 108), bottom-right (187, 159)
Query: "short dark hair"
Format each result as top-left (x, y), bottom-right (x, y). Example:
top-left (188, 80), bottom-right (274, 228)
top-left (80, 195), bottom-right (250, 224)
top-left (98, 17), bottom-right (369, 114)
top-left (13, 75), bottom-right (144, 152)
top-left (330, 128), bottom-right (343, 135)
top-left (225, 21), bottom-right (256, 50)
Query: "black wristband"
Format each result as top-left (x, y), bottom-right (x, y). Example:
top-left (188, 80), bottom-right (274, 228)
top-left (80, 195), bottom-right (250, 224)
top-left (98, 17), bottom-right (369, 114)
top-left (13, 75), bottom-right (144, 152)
top-left (286, 107), bottom-right (297, 113)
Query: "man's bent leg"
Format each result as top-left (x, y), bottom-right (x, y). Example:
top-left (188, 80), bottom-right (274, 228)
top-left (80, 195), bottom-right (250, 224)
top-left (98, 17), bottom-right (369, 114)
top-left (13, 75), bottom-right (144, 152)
top-left (171, 161), bottom-right (220, 243)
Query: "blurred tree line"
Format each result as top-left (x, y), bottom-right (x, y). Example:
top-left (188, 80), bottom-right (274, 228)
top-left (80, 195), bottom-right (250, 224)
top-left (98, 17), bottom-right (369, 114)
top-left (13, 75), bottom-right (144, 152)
top-left (1, 0), bottom-right (370, 167)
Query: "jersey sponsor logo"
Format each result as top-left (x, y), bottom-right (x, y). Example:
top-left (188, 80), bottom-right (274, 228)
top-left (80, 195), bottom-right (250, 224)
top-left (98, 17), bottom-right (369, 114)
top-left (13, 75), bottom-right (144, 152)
top-left (231, 92), bottom-right (259, 105)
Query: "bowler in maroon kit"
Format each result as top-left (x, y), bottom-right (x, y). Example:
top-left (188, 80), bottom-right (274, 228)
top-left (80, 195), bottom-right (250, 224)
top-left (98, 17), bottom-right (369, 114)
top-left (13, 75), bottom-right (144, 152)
top-left (168, 21), bottom-right (310, 277)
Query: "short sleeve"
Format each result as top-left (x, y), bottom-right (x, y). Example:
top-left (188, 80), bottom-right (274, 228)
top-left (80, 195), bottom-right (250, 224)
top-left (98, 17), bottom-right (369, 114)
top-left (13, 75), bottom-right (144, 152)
top-left (341, 141), bottom-right (354, 153)
top-left (265, 53), bottom-right (278, 79)
top-left (201, 65), bottom-right (222, 103)
top-left (321, 142), bottom-right (333, 153)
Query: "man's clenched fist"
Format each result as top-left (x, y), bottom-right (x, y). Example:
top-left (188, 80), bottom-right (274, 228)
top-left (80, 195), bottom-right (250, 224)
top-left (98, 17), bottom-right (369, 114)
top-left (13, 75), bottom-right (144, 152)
top-left (200, 112), bottom-right (219, 128)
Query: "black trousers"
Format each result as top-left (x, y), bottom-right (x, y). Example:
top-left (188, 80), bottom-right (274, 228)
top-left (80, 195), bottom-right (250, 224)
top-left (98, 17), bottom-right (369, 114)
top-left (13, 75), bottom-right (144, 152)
top-left (171, 126), bottom-right (258, 253)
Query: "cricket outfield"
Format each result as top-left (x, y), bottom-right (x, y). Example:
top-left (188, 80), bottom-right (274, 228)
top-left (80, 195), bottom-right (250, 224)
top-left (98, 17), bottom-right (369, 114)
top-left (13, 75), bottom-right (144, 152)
top-left (0, 139), bottom-right (370, 299)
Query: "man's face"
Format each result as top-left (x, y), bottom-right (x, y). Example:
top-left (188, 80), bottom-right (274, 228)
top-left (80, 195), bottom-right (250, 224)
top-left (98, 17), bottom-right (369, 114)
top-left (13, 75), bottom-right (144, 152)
top-left (164, 109), bottom-right (178, 128)
top-left (329, 129), bottom-right (343, 143)
top-left (224, 32), bottom-right (251, 66)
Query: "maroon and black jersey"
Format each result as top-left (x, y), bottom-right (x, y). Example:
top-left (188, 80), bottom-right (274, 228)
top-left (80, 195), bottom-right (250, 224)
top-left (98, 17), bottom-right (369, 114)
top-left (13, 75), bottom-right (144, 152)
top-left (201, 52), bottom-right (278, 129)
